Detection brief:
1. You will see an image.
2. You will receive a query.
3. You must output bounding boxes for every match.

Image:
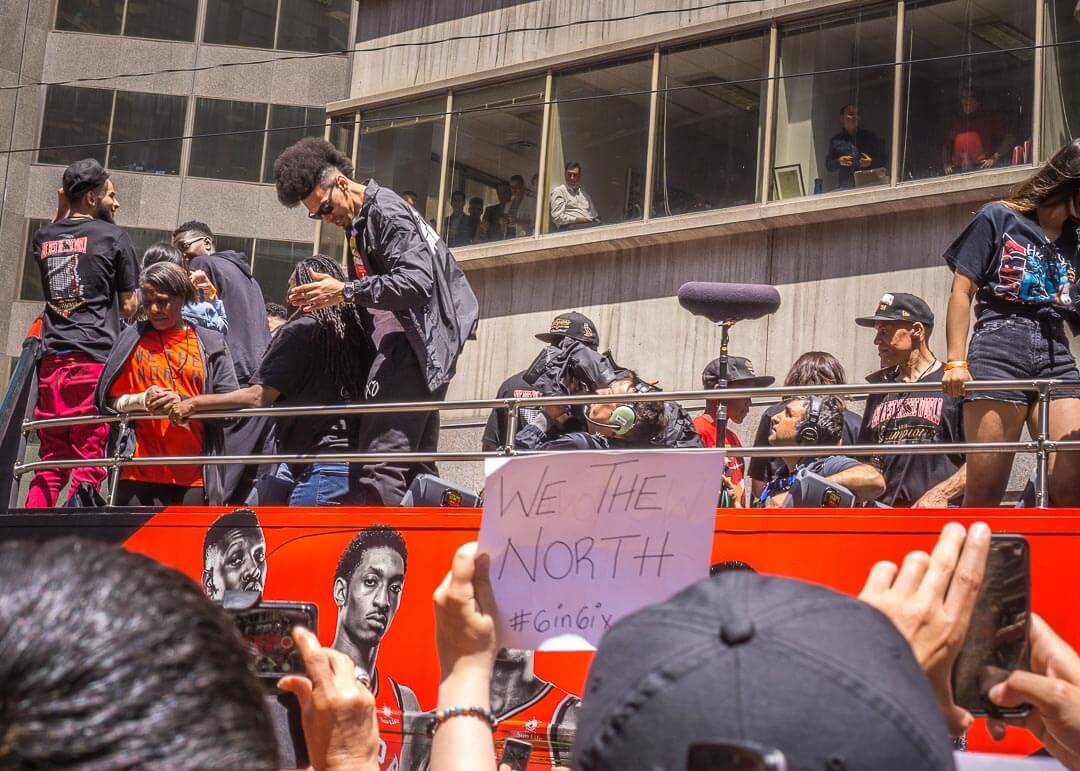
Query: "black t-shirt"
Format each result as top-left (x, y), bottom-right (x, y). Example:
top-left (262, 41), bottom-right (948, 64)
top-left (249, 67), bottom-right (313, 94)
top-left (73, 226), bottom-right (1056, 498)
top-left (480, 369), bottom-right (543, 452)
top-left (252, 316), bottom-right (351, 453)
top-left (747, 404), bottom-right (863, 483)
top-left (944, 202), bottom-right (1079, 324)
top-left (33, 217), bottom-right (138, 362)
top-left (857, 365), bottom-right (964, 508)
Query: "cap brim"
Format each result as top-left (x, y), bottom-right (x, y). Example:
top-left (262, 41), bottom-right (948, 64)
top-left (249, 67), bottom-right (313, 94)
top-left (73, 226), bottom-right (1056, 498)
top-left (535, 333), bottom-right (559, 344)
top-left (706, 376), bottom-right (775, 389)
top-left (855, 315), bottom-right (889, 327)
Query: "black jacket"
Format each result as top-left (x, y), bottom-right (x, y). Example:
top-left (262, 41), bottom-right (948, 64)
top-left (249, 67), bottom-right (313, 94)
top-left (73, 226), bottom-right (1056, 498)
top-left (346, 181), bottom-right (480, 392)
top-left (94, 322), bottom-right (240, 504)
top-left (515, 401), bottom-right (704, 451)
top-left (189, 250), bottom-right (270, 387)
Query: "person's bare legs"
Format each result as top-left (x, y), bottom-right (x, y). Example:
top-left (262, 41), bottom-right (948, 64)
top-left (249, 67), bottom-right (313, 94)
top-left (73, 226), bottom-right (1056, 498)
top-left (1028, 397), bottom-right (1080, 507)
top-left (963, 400), bottom-right (1027, 507)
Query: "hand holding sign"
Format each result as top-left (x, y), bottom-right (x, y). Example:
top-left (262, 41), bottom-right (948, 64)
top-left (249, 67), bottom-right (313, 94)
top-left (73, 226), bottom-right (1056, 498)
top-left (478, 450), bottom-right (724, 650)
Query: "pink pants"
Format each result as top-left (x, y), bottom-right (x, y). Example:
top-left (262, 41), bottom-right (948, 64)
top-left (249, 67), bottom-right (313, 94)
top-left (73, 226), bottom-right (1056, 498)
top-left (25, 353), bottom-right (109, 508)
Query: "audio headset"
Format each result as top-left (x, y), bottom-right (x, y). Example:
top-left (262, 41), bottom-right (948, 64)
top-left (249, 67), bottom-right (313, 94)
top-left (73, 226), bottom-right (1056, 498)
top-left (796, 396), bottom-right (823, 445)
top-left (584, 380), bottom-right (660, 437)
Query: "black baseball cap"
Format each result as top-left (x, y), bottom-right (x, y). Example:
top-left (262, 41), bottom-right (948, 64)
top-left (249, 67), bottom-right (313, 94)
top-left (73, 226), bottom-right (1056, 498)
top-left (573, 571), bottom-right (955, 771)
top-left (536, 311), bottom-right (600, 349)
top-left (702, 355), bottom-right (774, 389)
top-left (855, 292), bottom-right (935, 328)
top-left (62, 158), bottom-right (110, 200)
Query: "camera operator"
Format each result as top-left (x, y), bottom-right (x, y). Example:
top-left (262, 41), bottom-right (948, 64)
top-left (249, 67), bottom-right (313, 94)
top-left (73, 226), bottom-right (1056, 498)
top-left (757, 395), bottom-right (885, 507)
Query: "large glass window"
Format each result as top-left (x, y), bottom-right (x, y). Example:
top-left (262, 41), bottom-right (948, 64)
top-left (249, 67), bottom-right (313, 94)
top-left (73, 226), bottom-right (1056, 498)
top-left (444, 79), bottom-right (544, 248)
top-left (203, 0), bottom-right (277, 49)
top-left (253, 239), bottom-right (313, 305)
top-left (262, 105), bottom-right (326, 183)
top-left (126, 227), bottom-right (174, 262)
top-left (108, 91), bottom-right (186, 175)
top-left (188, 98), bottom-right (268, 182)
top-left (214, 235), bottom-right (256, 258)
top-left (20, 220), bottom-right (48, 302)
top-left (329, 114), bottom-right (356, 156)
top-left (901, 0), bottom-right (1034, 181)
top-left (123, 0), bottom-right (197, 41)
top-left (773, 6), bottom-right (896, 199)
top-left (548, 58), bottom-right (652, 230)
top-left (654, 33), bottom-right (768, 216)
top-left (1042, 0), bottom-right (1080, 160)
top-left (357, 97), bottom-right (446, 226)
top-left (54, 0), bottom-right (123, 35)
top-left (317, 222), bottom-right (347, 262)
top-left (38, 86), bottom-right (113, 167)
top-left (278, 0), bottom-right (352, 53)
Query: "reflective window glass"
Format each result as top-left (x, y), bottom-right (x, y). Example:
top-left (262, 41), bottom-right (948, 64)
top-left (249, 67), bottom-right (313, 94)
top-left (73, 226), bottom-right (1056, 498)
top-left (444, 78), bottom-right (544, 248)
top-left (330, 114), bottom-right (356, 156)
top-left (38, 86), bottom-right (113, 167)
top-left (655, 33), bottom-right (767, 216)
top-left (54, 0), bottom-right (123, 35)
top-left (317, 221), bottom-right (347, 262)
top-left (203, 0), bottom-right (276, 49)
top-left (123, 0), bottom-right (197, 41)
top-left (277, 0), bottom-right (352, 53)
top-left (773, 6), bottom-right (896, 199)
top-left (1042, 0), bottom-right (1080, 160)
top-left (214, 235), bottom-right (256, 261)
top-left (263, 105), bottom-right (327, 183)
top-left (548, 58), bottom-right (652, 230)
top-left (253, 239), bottom-right (313, 305)
top-left (20, 220), bottom-right (48, 302)
top-left (357, 97), bottom-right (447, 226)
top-left (901, 0), bottom-right (1034, 181)
top-left (126, 228), bottom-right (174, 262)
top-left (188, 98), bottom-right (268, 182)
top-left (109, 91), bottom-right (186, 175)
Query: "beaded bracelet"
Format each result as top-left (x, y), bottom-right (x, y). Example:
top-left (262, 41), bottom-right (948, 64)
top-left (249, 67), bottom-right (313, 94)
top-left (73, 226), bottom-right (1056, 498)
top-left (426, 706), bottom-right (496, 737)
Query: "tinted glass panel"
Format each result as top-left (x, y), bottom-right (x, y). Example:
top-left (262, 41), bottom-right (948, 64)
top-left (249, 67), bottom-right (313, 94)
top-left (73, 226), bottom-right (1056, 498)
top-left (655, 33), bottom-right (767, 216)
top-left (20, 220), bottom-right (48, 302)
top-left (901, 0), bottom-right (1034, 181)
top-left (330, 114), bottom-right (356, 156)
top-left (317, 221), bottom-right (346, 262)
top-left (109, 91), bottom-right (186, 175)
top-left (54, 0), bottom-right (123, 35)
top-left (127, 228), bottom-right (174, 264)
top-left (123, 0), bottom-right (198, 41)
top-left (214, 235), bottom-right (256, 261)
top-left (203, 0), bottom-right (276, 49)
top-left (277, 0), bottom-right (352, 53)
top-left (188, 98), bottom-right (268, 182)
top-left (38, 86), bottom-right (113, 166)
top-left (253, 239), bottom-right (313, 305)
top-left (262, 105), bottom-right (327, 183)
top-left (1042, 0), bottom-right (1080, 160)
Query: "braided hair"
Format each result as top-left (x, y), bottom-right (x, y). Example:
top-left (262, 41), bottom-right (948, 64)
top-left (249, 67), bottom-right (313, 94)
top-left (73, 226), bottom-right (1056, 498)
top-left (290, 255), bottom-right (372, 400)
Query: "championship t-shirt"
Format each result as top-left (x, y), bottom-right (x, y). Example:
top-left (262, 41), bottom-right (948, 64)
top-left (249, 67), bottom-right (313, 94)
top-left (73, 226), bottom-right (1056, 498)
top-left (858, 365), bottom-right (964, 508)
top-left (108, 327), bottom-right (205, 486)
top-left (251, 315), bottom-right (351, 453)
top-left (944, 202), bottom-right (1079, 324)
top-left (33, 217), bottom-right (138, 361)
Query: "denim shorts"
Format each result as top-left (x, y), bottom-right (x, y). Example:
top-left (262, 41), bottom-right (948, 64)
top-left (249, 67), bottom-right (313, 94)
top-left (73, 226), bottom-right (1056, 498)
top-left (967, 316), bottom-right (1080, 405)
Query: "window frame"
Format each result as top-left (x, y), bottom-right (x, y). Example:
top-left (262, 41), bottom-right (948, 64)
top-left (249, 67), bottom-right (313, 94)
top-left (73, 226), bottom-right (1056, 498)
top-left (52, 0), bottom-right (197, 43)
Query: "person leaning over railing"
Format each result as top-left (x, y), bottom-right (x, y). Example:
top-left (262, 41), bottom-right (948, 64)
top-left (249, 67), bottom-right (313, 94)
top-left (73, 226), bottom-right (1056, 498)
top-left (94, 262), bottom-right (239, 507)
top-left (943, 138), bottom-right (1080, 507)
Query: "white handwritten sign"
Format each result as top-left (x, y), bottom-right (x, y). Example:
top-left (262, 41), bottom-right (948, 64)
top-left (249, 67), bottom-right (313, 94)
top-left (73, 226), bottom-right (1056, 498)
top-left (478, 450), bottom-right (724, 651)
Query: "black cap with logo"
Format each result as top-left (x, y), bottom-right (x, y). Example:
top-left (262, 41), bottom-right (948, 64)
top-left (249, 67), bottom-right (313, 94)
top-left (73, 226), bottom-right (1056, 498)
top-left (702, 355), bottom-right (774, 389)
top-left (855, 292), bottom-right (935, 328)
top-left (535, 311), bottom-right (600, 349)
top-left (62, 158), bottom-right (110, 200)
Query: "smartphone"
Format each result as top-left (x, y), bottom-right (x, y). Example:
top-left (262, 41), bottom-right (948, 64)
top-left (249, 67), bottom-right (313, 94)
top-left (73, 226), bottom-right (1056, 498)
top-left (951, 534), bottom-right (1031, 718)
top-left (232, 601), bottom-right (317, 680)
top-left (499, 738), bottom-right (533, 771)
top-left (687, 740), bottom-right (787, 771)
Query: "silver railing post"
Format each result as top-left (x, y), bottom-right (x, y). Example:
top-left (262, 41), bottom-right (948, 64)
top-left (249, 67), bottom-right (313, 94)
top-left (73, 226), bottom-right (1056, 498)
top-left (106, 415), bottom-right (128, 507)
top-left (1035, 382), bottom-right (1051, 509)
top-left (504, 398), bottom-right (519, 456)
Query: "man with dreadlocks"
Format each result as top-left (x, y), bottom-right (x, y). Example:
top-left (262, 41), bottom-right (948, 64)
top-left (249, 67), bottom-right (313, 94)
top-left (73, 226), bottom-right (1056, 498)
top-left (169, 255), bottom-right (373, 506)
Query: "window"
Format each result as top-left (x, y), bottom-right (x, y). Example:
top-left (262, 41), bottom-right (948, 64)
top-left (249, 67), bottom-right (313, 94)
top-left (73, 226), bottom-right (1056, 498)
top-left (654, 33), bottom-right (768, 216)
top-left (20, 220), bottom-right (48, 302)
top-left (330, 114), bottom-right (356, 156)
top-left (126, 227), bottom-right (174, 264)
top-left (262, 105), bottom-right (327, 183)
top-left (37, 86), bottom-right (112, 167)
top-left (548, 58), bottom-right (652, 230)
top-left (108, 91), bottom-right (186, 175)
top-left (253, 239), bottom-right (314, 305)
top-left (188, 98), bottom-right (268, 182)
top-left (54, 0), bottom-right (123, 35)
top-left (203, 0), bottom-right (351, 53)
top-left (901, 0), bottom-right (1034, 181)
top-left (214, 235), bottom-right (256, 259)
top-left (444, 78), bottom-right (544, 248)
top-left (773, 6), bottom-right (896, 199)
top-left (1042, 0), bottom-right (1080, 160)
top-left (317, 222), bottom-right (347, 262)
top-left (357, 97), bottom-right (447, 226)
top-left (54, 0), bottom-right (196, 41)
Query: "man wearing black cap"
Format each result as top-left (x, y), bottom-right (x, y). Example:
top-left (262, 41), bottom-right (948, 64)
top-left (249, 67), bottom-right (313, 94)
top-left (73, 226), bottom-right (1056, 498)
top-left (694, 355), bottom-right (774, 507)
top-left (481, 311), bottom-right (600, 452)
top-left (26, 159), bottom-right (139, 508)
top-left (856, 292), bottom-right (966, 508)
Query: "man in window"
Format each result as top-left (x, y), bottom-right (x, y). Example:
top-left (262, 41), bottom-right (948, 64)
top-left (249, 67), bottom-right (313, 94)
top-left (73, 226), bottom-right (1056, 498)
top-left (442, 190), bottom-right (476, 247)
top-left (943, 89), bottom-right (1010, 175)
top-left (824, 104), bottom-right (886, 190)
top-left (479, 181), bottom-right (514, 242)
top-left (274, 137), bottom-right (479, 506)
top-left (26, 159), bottom-right (139, 508)
top-left (549, 161), bottom-right (599, 231)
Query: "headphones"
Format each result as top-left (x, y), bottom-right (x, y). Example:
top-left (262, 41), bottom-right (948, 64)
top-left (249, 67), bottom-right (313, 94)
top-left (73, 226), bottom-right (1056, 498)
top-left (586, 404), bottom-right (638, 436)
top-left (796, 396), bottom-right (823, 445)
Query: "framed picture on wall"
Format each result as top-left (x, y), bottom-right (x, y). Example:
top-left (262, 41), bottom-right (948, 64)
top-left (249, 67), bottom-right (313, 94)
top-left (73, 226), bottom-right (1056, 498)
top-left (772, 164), bottom-right (805, 200)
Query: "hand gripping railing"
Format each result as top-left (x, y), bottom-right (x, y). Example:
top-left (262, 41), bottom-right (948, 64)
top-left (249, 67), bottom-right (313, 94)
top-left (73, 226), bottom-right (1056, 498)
top-left (16, 378), bottom-right (1078, 509)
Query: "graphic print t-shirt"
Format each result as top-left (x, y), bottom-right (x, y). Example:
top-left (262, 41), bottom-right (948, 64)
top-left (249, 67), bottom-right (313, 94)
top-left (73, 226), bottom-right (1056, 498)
top-left (33, 218), bottom-right (138, 361)
top-left (857, 366), bottom-right (964, 507)
top-left (944, 202), bottom-right (1078, 324)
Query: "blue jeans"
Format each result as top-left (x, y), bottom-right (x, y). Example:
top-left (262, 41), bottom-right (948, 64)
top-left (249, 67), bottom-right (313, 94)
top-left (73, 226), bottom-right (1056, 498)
top-left (275, 463), bottom-right (350, 506)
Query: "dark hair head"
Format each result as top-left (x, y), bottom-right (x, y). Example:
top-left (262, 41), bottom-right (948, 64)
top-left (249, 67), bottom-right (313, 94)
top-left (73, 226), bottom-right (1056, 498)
top-left (142, 261), bottom-right (196, 305)
top-left (334, 525), bottom-right (408, 586)
top-left (203, 508), bottom-right (263, 560)
top-left (265, 302), bottom-right (287, 321)
top-left (1003, 139), bottom-right (1080, 214)
top-left (565, 161), bottom-right (581, 172)
top-left (794, 395), bottom-right (846, 446)
top-left (142, 241), bottom-right (185, 271)
top-left (509, 175), bottom-right (524, 185)
top-left (469, 196), bottom-right (484, 206)
top-left (783, 351), bottom-right (848, 387)
top-left (840, 103), bottom-right (857, 116)
top-left (0, 537), bottom-right (276, 770)
top-left (173, 220), bottom-right (214, 241)
top-left (451, 190), bottom-right (465, 201)
top-left (273, 137), bottom-right (354, 207)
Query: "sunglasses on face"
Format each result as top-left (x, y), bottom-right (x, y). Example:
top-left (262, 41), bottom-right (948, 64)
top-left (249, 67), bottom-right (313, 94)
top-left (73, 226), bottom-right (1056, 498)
top-left (175, 236), bottom-right (208, 251)
top-left (308, 187), bottom-right (336, 220)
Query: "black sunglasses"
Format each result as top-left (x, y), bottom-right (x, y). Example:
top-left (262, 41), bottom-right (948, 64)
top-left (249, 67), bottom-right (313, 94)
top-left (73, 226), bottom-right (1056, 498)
top-left (308, 187), bottom-right (335, 220)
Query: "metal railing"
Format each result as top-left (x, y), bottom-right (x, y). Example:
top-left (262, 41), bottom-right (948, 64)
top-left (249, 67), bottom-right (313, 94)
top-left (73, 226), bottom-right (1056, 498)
top-left (16, 379), bottom-right (1078, 509)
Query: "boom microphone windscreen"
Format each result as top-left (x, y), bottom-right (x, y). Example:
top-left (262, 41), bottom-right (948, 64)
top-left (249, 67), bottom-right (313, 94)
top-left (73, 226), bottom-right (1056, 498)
top-left (677, 282), bottom-right (782, 323)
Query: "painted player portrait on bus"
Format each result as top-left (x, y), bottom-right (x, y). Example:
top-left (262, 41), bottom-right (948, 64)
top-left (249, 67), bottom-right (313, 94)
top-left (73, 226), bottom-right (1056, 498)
top-left (201, 508), bottom-right (267, 600)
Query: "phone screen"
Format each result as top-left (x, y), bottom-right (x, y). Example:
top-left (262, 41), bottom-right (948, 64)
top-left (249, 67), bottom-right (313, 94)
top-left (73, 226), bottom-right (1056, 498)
top-left (233, 602), bottom-right (317, 680)
top-left (952, 535), bottom-right (1030, 717)
top-left (499, 738), bottom-right (533, 771)
top-left (687, 741), bottom-right (787, 771)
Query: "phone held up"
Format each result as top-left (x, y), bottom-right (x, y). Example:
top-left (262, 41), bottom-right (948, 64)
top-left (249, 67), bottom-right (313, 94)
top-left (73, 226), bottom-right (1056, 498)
top-left (951, 534), bottom-right (1031, 718)
top-left (499, 737), bottom-right (533, 771)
